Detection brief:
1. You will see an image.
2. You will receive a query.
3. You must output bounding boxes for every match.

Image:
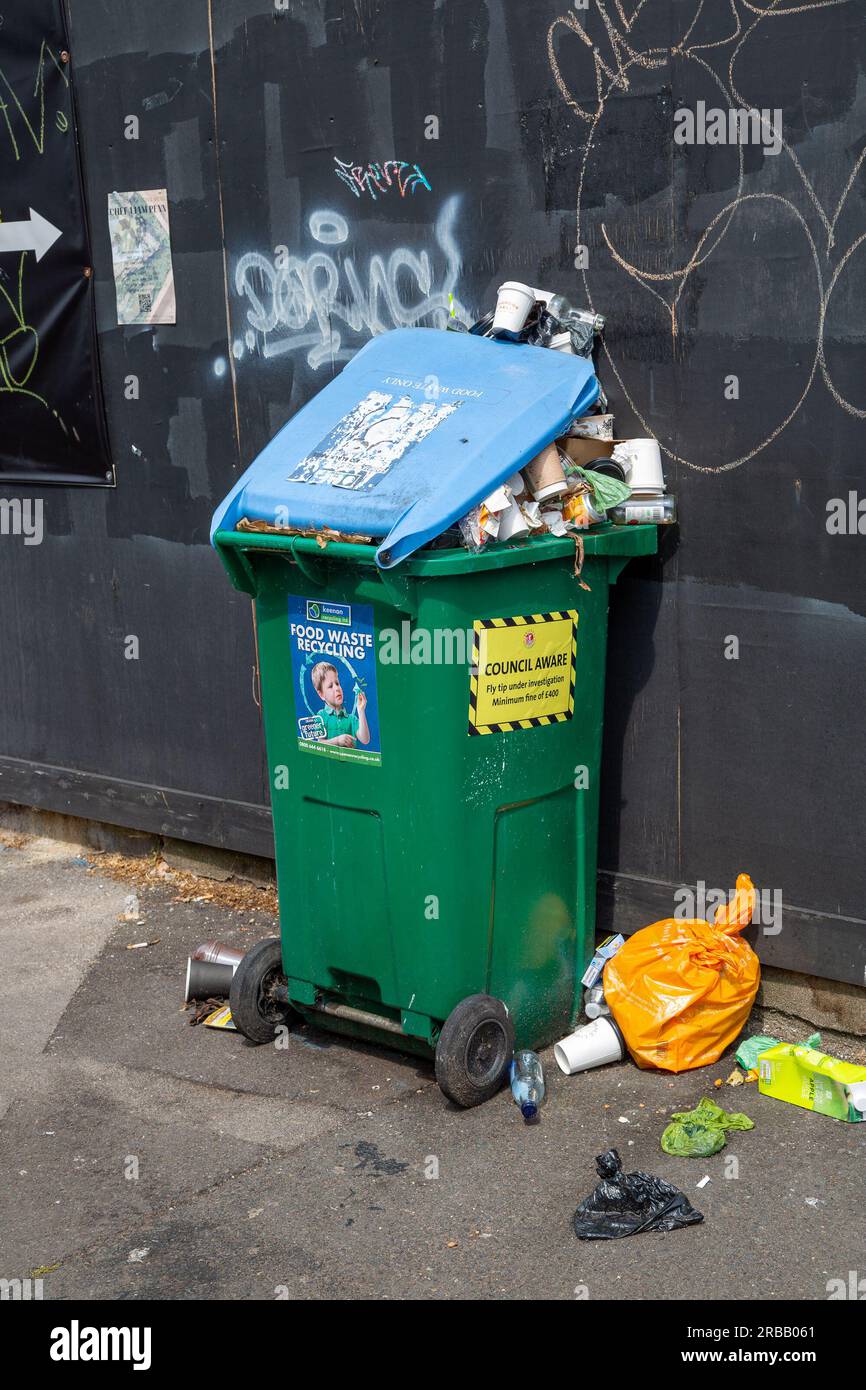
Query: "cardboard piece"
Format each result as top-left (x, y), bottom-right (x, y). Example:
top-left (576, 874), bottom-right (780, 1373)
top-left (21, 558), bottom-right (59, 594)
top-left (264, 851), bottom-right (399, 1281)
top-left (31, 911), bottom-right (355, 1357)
top-left (562, 437), bottom-right (616, 468)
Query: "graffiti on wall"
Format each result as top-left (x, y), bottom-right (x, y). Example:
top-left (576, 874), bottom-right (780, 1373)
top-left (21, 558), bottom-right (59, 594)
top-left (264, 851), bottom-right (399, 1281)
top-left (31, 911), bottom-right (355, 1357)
top-left (233, 195), bottom-right (469, 372)
top-left (0, 36), bottom-right (68, 417)
top-left (547, 0), bottom-right (866, 472)
top-left (333, 156), bottom-right (432, 200)
top-left (0, 4), bottom-right (108, 481)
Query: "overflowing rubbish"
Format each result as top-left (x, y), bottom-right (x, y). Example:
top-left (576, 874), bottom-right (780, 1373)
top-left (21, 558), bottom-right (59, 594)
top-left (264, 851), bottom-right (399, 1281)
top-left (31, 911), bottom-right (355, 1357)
top-left (573, 1150), bottom-right (704, 1240)
top-left (660, 1097), bottom-right (755, 1157)
top-left (581, 933), bottom-right (624, 989)
top-left (212, 271), bottom-right (672, 569)
top-left (555, 1015), bottom-right (625, 1076)
top-left (757, 1041), bottom-right (866, 1123)
top-left (510, 1049), bottom-right (545, 1121)
top-left (604, 874), bottom-right (760, 1073)
top-left (454, 402), bottom-right (673, 550)
top-left (454, 285), bottom-right (675, 548)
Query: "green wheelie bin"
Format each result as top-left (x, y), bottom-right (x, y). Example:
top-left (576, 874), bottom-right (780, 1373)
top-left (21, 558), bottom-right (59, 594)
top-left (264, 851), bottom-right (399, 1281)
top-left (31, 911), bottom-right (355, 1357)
top-left (213, 522), bottom-right (656, 1105)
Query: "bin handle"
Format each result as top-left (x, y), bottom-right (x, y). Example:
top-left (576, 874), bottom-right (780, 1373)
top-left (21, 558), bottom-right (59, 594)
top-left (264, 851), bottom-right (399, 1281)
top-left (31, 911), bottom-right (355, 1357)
top-left (285, 539), bottom-right (417, 616)
top-left (289, 537), bottom-right (327, 587)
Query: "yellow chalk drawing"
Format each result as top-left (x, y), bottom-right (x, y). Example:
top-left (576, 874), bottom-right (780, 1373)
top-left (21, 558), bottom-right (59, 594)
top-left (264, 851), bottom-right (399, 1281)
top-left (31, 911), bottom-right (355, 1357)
top-left (0, 248), bottom-right (47, 408)
top-left (0, 39), bottom-right (69, 162)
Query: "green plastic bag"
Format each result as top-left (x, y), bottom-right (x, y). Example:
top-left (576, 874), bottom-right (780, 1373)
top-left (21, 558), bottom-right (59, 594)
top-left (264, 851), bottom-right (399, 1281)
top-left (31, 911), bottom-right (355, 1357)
top-left (661, 1097), bottom-right (755, 1157)
top-left (567, 464), bottom-right (631, 511)
top-left (735, 1030), bottom-right (821, 1072)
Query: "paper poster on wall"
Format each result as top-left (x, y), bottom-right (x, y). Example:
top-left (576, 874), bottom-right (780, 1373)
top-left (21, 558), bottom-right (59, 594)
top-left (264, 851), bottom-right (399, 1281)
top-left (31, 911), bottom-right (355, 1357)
top-left (287, 389), bottom-right (461, 492)
top-left (107, 189), bottom-right (176, 325)
top-left (468, 610), bottom-right (577, 735)
top-left (289, 596), bottom-right (381, 764)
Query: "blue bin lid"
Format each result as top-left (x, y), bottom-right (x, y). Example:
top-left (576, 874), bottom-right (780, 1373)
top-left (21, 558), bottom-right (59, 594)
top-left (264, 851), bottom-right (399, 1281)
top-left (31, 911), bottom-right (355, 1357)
top-left (211, 327), bottom-right (599, 568)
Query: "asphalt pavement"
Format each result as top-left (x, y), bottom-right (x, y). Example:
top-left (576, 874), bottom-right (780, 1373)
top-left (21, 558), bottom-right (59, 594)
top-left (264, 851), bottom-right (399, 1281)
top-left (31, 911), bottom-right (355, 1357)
top-left (1, 837), bottom-right (863, 1301)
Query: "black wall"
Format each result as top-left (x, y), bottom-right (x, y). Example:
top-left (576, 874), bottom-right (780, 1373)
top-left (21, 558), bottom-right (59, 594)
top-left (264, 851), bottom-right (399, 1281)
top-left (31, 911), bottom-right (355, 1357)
top-left (1, 0), bottom-right (864, 984)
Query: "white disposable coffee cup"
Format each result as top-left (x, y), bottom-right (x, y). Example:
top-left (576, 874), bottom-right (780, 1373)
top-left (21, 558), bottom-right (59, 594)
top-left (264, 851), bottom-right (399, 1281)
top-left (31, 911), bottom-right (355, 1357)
top-left (496, 498), bottom-right (529, 541)
top-left (492, 281), bottom-right (536, 335)
top-left (554, 1016), bottom-right (626, 1075)
top-left (622, 438), bottom-right (665, 494)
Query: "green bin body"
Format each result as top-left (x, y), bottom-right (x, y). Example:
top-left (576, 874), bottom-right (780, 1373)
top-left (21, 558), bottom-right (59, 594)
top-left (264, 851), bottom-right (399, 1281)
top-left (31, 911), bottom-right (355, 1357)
top-left (214, 526), bottom-right (656, 1054)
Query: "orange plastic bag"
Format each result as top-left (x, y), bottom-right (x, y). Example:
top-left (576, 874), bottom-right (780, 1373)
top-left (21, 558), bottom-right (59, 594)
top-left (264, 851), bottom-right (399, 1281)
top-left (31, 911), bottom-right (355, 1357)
top-left (603, 874), bottom-right (760, 1073)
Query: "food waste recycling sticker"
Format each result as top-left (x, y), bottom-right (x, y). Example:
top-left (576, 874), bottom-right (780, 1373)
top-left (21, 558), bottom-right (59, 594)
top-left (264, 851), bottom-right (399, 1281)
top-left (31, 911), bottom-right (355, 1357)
top-left (289, 596), bottom-right (381, 764)
top-left (468, 611), bottom-right (577, 735)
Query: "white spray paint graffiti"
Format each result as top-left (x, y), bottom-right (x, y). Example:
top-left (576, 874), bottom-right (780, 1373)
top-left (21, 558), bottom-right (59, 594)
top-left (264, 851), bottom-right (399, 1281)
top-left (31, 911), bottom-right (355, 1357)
top-left (233, 196), bottom-right (468, 371)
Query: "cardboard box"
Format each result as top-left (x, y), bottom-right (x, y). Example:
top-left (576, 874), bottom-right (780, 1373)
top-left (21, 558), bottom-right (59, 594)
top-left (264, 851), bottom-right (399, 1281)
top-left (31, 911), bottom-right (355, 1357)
top-left (581, 933), bottom-right (625, 988)
top-left (561, 437), bottom-right (616, 468)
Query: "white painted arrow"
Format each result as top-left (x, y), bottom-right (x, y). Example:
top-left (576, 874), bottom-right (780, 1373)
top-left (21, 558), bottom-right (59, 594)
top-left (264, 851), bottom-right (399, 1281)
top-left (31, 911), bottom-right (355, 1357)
top-left (0, 208), bottom-right (63, 261)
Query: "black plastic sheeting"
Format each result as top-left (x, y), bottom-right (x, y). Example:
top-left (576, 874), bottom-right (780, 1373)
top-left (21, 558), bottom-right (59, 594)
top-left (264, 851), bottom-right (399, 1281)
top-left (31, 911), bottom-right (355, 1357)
top-left (0, 0), bottom-right (110, 483)
top-left (0, 1), bottom-right (864, 984)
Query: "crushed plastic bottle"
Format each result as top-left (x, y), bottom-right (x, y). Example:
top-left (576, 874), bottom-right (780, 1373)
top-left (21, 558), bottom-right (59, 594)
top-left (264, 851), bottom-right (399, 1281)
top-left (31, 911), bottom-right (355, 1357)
top-left (510, 1049), bottom-right (545, 1121)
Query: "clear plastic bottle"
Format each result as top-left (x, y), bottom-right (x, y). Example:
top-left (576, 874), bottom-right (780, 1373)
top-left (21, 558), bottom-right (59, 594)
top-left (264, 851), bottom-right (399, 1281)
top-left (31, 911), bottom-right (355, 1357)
top-left (510, 1049), bottom-right (545, 1121)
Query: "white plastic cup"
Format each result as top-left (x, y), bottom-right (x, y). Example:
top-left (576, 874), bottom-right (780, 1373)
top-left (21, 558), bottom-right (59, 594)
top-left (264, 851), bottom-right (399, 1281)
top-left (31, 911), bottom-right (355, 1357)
top-left (621, 438), bottom-right (665, 494)
top-left (492, 281), bottom-right (536, 335)
top-left (554, 1016), bottom-right (626, 1075)
top-left (496, 498), bottom-right (530, 541)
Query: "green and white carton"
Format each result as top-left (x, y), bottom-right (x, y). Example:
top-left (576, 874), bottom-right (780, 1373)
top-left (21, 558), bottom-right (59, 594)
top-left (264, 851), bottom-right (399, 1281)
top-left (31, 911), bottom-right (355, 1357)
top-left (758, 1042), bottom-right (866, 1123)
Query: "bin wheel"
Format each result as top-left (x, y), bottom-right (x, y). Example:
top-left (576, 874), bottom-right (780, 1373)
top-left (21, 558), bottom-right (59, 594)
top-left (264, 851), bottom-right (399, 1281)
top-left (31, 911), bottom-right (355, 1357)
top-left (434, 994), bottom-right (514, 1108)
top-left (229, 938), bottom-right (295, 1045)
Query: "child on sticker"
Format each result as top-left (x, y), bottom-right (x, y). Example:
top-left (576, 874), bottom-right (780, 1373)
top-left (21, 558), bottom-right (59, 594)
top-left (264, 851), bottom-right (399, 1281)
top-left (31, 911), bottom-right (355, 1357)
top-left (310, 661), bottom-right (370, 748)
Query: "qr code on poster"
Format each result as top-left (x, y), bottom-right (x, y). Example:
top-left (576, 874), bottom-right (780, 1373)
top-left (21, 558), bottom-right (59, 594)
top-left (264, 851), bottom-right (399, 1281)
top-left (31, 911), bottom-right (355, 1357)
top-left (138, 291), bottom-right (152, 315)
